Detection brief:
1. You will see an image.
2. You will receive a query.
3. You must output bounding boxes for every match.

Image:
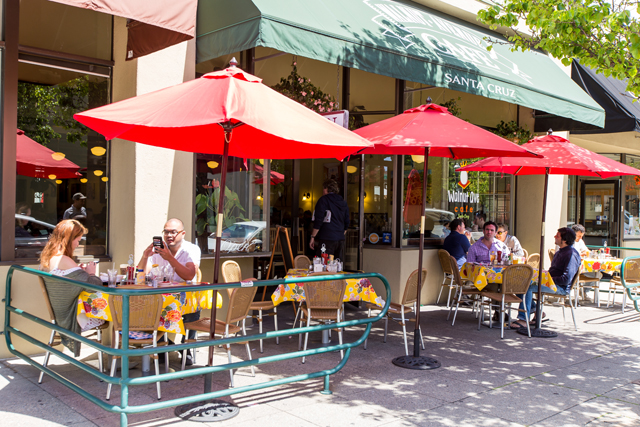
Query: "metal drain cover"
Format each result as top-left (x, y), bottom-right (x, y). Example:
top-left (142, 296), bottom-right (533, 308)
top-left (392, 355), bottom-right (441, 370)
top-left (175, 400), bottom-right (239, 422)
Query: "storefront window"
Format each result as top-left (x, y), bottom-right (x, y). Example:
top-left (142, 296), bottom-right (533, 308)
top-left (15, 64), bottom-right (109, 259)
top-left (624, 155), bottom-right (640, 238)
top-left (401, 155), bottom-right (451, 246)
top-left (364, 155), bottom-right (393, 246)
top-left (567, 175), bottom-right (577, 226)
top-left (195, 155), bottom-right (266, 254)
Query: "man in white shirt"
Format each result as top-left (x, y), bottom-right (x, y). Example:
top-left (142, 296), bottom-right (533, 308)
top-left (137, 218), bottom-right (201, 365)
top-left (571, 224), bottom-right (589, 257)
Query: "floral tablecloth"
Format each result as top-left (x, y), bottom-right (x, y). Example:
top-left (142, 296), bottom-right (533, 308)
top-left (460, 263), bottom-right (556, 292)
top-left (77, 287), bottom-right (223, 334)
top-left (581, 258), bottom-right (622, 275)
top-left (271, 269), bottom-right (385, 307)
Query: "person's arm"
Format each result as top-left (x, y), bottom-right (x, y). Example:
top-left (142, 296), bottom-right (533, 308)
top-left (310, 198), bottom-right (325, 249)
top-left (461, 233), bottom-right (471, 253)
top-left (154, 245), bottom-right (197, 281)
top-left (511, 237), bottom-right (524, 257)
top-left (63, 210), bottom-right (70, 220)
top-left (137, 243), bottom-right (155, 274)
top-left (552, 250), bottom-right (579, 286)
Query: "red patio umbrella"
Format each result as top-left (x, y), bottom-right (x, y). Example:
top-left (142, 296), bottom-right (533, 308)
top-left (74, 60), bottom-right (372, 387)
top-left (355, 102), bottom-right (540, 369)
top-left (17, 129), bottom-right (82, 179)
top-left (458, 132), bottom-right (640, 337)
top-left (253, 164), bottom-right (285, 185)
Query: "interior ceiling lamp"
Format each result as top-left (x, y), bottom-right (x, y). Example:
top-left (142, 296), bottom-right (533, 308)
top-left (207, 160), bottom-right (219, 169)
top-left (302, 192), bottom-right (311, 201)
top-left (256, 192), bottom-right (263, 200)
top-left (411, 155), bottom-right (424, 163)
top-left (94, 170), bottom-right (104, 176)
top-left (48, 174), bottom-right (56, 180)
top-left (80, 178), bottom-right (88, 183)
top-left (91, 146), bottom-right (107, 156)
top-left (51, 152), bottom-right (66, 161)
top-left (55, 179), bottom-right (62, 184)
top-left (101, 177), bottom-right (109, 182)
top-left (347, 165), bottom-right (358, 174)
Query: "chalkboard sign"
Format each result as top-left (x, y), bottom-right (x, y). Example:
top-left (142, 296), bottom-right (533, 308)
top-left (265, 226), bottom-right (294, 281)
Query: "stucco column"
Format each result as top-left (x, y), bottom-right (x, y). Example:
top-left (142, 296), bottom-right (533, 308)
top-left (110, 17), bottom-right (196, 266)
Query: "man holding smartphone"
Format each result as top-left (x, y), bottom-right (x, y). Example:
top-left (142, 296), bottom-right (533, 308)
top-left (137, 218), bottom-right (201, 365)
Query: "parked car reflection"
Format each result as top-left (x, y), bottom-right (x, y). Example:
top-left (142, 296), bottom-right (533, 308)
top-left (15, 213), bottom-right (56, 258)
top-left (208, 221), bottom-right (266, 253)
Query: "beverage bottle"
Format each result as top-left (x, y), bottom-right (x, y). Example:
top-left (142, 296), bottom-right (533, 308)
top-left (604, 240), bottom-right (610, 255)
top-left (126, 254), bottom-right (135, 283)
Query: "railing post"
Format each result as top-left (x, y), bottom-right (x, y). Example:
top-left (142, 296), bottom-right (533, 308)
top-left (120, 294), bottom-right (130, 427)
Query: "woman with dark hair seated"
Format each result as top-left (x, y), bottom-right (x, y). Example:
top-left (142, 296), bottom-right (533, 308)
top-left (40, 219), bottom-right (105, 356)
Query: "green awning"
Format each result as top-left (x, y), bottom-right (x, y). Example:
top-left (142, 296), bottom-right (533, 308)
top-left (197, 0), bottom-right (605, 127)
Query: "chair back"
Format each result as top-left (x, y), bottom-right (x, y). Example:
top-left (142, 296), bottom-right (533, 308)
top-left (527, 253), bottom-right (540, 269)
top-left (548, 248), bottom-right (556, 262)
top-left (305, 279), bottom-right (347, 311)
top-left (196, 267), bottom-right (202, 282)
top-left (222, 260), bottom-right (242, 283)
top-left (522, 249), bottom-right (529, 260)
top-left (108, 294), bottom-right (163, 332)
top-left (438, 249), bottom-right (453, 275)
top-left (623, 259), bottom-right (640, 281)
top-left (294, 255), bottom-right (311, 269)
top-left (501, 264), bottom-right (534, 294)
top-left (401, 268), bottom-right (428, 306)
top-left (38, 276), bottom-right (56, 323)
top-left (448, 256), bottom-right (463, 287)
top-left (226, 281), bottom-right (258, 324)
top-left (567, 265), bottom-right (583, 293)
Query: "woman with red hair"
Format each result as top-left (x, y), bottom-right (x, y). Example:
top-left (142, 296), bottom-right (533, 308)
top-left (40, 219), bottom-right (104, 356)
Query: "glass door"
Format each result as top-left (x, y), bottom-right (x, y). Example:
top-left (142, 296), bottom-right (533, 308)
top-left (580, 180), bottom-right (620, 248)
top-left (344, 156), bottom-right (362, 271)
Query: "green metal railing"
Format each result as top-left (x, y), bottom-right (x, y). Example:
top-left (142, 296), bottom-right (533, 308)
top-left (3, 266), bottom-right (390, 426)
top-left (618, 256), bottom-right (640, 312)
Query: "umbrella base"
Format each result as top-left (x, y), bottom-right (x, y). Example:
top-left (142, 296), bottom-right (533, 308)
top-left (175, 400), bottom-right (239, 422)
top-left (392, 355), bottom-right (441, 370)
top-left (517, 327), bottom-right (558, 338)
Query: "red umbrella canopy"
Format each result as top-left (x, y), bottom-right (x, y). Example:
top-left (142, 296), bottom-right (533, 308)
top-left (355, 104), bottom-right (540, 159)
top-left (253, 164), bottom-right (284, 185)
top-left (74, 67), bottom-right (372, 160)
top-left (458, 134), bottom-right (640, 178)
top-left (16, 129), bottom-right (82, 179)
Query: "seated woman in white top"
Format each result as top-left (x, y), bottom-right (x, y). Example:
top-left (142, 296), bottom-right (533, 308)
top-left (496, 223), bottom-right (524, 257)
top-left (40, 219), bottom-right (104, 356)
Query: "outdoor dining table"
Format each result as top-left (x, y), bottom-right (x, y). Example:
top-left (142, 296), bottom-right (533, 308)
top-left (272, 268), bottom-right (385, 344)
top-left (77, 283), bottom-right (223, 335)
top-left (460, 262), bottom-right (557, 292)
top-left (581, 257), bottom-right (622, 275)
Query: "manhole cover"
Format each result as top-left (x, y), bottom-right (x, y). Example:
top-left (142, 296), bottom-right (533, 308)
top-left (392, 355), bottom-right (441, 370)
top-left (175, 400), bottom-right (239, 422)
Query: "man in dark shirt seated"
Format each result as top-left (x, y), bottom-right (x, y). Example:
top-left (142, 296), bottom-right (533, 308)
top-left (511, 227), bottom-right (581, 328)
top-left (443, 218), bottom-right (471, 268)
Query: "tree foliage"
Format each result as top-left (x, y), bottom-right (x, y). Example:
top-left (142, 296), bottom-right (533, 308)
top-left (477, 0), bottom-right (640, 98)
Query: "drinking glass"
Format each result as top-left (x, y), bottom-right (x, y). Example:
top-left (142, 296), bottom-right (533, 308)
top-left (107, 269), bottom-right (118, 288)
top-left (489, 250), bottom-right (497, 264)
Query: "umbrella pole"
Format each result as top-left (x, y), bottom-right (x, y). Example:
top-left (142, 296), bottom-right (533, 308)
top-left (519, 167), bottom-right (557, 338)
top-left (392, 147), bottom-right (440, 370)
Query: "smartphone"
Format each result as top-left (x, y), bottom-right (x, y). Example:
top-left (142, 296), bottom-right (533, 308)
top-left (153, 236), bottom-right (164, 249)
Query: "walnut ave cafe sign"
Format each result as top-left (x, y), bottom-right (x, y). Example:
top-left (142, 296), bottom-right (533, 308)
top-left (364, 0), bottom-right (532, 100)
top-left (448, 165), bottom-right (479, 213)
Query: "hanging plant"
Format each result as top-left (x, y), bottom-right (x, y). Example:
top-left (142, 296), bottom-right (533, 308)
top-left (272, 61), bottom-right (338, 114)
top-left (493, 120), bottom-right (532, 145)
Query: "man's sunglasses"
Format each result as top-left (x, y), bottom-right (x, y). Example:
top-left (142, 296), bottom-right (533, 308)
top-left (496, 231), bottom-right (505, 235)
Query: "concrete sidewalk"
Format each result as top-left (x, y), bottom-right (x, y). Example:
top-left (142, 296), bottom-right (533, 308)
top-left (2, 296), bottom-right (640, 426)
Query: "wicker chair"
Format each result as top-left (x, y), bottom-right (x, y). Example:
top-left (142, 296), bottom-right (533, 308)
top-left (196, 267), bottom-right (202, 282)
top-left (181, 284), bottom-right (257, 386)
top-left (527, 253), bottom-right (540, 269)
top-left (548, 248), bottom-right (556, 263)
top-left (537, 267), bottom-right (580, 330)
top-left (436, 249), bottom-right (456, 307)
top-left (364, 268), bottom-right (427, 356)
top-left (478, 264), bottom-right (533, 338)
top-left (522, 248), bottom-right (529, 260)
top-left (299, 277), bottom-right (348, 363)
top-left (106, 294), bottom-right (165, 400)
top-left (447, 256), bottom-right (483, 326)
top-left (222, 260), bottom-right (278, 353)
top-left (294, 255), bottom-right (312, 269)
top-left (607, 259), bottom-right (640, 313)
top-left (37, 277), bottom-right (107, 384)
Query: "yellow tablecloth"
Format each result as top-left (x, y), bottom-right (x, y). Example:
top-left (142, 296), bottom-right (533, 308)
top-left (271, 269), bottom-right (385, 307)
top-left (582, 258), bottom-right (622, 275)
top-left (77, 287), bottom-right (223, 334)
top-left (460, 263), bottom-right (556, 292)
